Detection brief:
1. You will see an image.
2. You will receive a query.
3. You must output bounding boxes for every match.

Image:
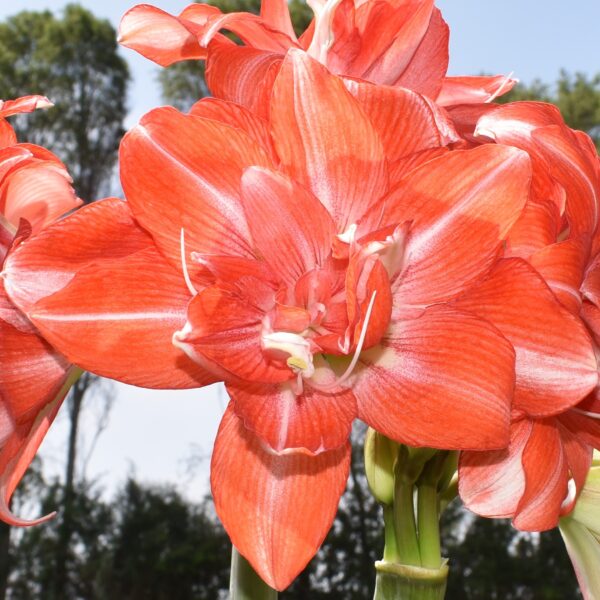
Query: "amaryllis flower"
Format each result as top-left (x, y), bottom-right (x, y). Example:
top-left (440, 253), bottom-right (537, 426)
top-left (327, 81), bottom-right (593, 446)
top-left (458, 102), bottom-right (600, 531)
top-left (3, 52), bottom-right (530, 588)
top-left (117, 0), bottom-right (515, 118)
top-left (0, 95), bottom-right (82, 525)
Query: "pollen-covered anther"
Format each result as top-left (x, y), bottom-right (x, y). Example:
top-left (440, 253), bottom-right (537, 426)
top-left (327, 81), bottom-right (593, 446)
top-left (261, 330), bottom-right (316, 379)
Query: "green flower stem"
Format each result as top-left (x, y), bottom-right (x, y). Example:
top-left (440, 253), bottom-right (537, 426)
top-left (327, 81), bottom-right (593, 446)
top-left (383, 505), bottom-right (401, 563)
top-left (374, 561), bottom-right (448, 600)
top-left (230, 547), bottom-right (277, 600)
top-left (393, 478), bottom-right (421, 567)
top-left (417, 482), bottom-right (441, 569)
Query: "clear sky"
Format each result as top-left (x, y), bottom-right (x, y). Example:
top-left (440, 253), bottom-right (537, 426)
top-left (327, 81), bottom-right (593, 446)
top-left (1, 0), bottom-right (599, 503)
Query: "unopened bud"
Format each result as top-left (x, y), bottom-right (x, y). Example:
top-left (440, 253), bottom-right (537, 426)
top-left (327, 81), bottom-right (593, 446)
top-left (364, 428), bottom-right (399, 505)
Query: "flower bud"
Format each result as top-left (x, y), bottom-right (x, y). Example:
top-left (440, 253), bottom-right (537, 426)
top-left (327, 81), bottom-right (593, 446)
top-left (364, 428), bottom-right (399, 505)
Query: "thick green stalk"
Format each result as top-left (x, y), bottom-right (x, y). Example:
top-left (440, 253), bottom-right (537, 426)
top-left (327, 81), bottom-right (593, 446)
top-left (374, 561), bottom-right (448, 600)
top-left (393, 479), bottom-right (421, 567)
top-left (417, 482), bottom-right (441, 569)
top-left (383, 505), bottom-right (401, 563)
top-left (229, 547), bottom-right (277, 600)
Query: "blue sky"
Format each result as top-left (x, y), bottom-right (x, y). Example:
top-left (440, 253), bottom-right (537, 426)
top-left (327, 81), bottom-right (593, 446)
top-left (1, 0), bottom-right (599, 503)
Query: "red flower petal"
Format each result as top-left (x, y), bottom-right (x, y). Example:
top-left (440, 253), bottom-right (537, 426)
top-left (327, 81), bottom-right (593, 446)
top-left (387, 144), bottom-right (530, 307)
top-left (343, 79), bottom-right (457, 164)
top-left (459, 419), bottom-right (532, 519)
top-left (355, 305), bottom-right (515, 450)
top-left (211, 404), bottom-right (350, 590)
top-left (513, 420), bottom-right (568, 531)
top-left (206, 42), bottom-right (283, 120)
top-left (240, 167), bottom-right (336, 287)
top-left (437, 74), bottom-right (516, 106)
top-left (175, 282), bottom-right (291, 384)
top-left (118, 3), bottom-right (218, 66)
top-left (454, 259), bottom-right (597, 417)
top-left (4, 199), bottom-right (211, 389)
top-left (120, 106), bottom-right (273, 266)
top-left (270, 49), bottom-right (388, 230)
top-left (228, 378), bottom-right (356, 453)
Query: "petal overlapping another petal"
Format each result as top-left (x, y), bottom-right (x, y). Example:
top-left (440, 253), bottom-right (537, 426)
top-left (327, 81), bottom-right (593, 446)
top-left (211, 404), bottom-right (351, 590)
top-left (355, 305), bottom-right (515, 450)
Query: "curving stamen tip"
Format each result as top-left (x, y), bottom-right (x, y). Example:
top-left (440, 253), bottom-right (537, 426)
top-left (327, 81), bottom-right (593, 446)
top-left (180, 228), bottom-right (198, 297)
top-left (486, 71), bottom-right (516, 103)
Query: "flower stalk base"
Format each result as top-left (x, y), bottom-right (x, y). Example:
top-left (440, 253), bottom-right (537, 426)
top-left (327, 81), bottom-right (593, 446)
top-left (374, 561), bottom-right (448, 600)
top-left (229, 547), bottom-right (278, 600)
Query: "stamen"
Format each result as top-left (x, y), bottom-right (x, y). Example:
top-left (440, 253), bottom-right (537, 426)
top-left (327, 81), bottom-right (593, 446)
top-left (486, 71), bottom-right (515, 103)
top-left (180, 228), bottom-right (198, 296)
top-left (311, 290), bottom-right (377, 391)
top-left (572, 407), bottom-right (600, 420)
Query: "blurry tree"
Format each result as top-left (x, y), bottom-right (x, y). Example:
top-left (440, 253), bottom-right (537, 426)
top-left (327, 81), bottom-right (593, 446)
top-left (99, 479), bottom-right (231, 600)
top-left (501, 71), bottom-right (600, 149)
top-left (0, 4), bottom-right (130, 200)
top-left (159, 0), bottom-right (313, 110)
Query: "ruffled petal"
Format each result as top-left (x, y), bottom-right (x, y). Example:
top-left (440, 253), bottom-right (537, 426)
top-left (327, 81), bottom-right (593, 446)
top-left (206, 42), bottom-right (283, 120)
top-left (118, 3), bottom-right (218, 66)
top-left (174, 281), bottom-right (291, 384)
top-left (355, 305), bottom-right (515, 450)
top-left (211, 404), bottom-right (351, 590)
top-left (228, 379), bottom-right (356, 454)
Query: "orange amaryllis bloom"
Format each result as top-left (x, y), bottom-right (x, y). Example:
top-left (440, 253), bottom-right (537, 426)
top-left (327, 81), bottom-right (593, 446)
top-left (457, 102), bottom-right (600, 531)
top-left (4, 52), bottom-right (529, 588)
top-left (0, 96), bottom-right (82, 525)
top-left (117, 0), bottom-right (515, 116)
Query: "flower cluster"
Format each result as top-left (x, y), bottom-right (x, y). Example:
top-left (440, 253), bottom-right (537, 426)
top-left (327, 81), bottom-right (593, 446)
top-left (1, 0), bottom-right (599, 592)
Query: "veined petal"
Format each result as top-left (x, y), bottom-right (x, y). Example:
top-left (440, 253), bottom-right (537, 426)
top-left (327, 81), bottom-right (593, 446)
top-left (529, 238), bottom-right (587, 314)
top-left (118, 3), bottom-right (218, 66)
top-left (211, 404), bottom-right (350, 590)
top-left (120, 106), bottom-right (273, 266)
top-left (3, 198), bottom-right (151, 314)
top-left (240, 167), bottom-right (336, 287)
top-left (206, 42), bottom-right (283, 120)
top-left (0, 95), bottom-right (53, 119)
top-left (437, 74), bottom-right (517, 106)
top-left (459, 419), bottom-right (532, 519)
top-left (390, 8), bottom-right (448, 98)
top-left (514, 420), bottom-right (569, 531)
top-left (260, 0), bottom-right (297, 40)
top-left (270, 49), bottom-right (388, 230)
top-left (174, 281), bottom-right (291, 384)
top-left (355, 305), bottom-right (515, 450)
top-left (0, 294), bottom-right (74, 524)
top-left (30, 247), bottom-right (215, 389)
top-left (387, 145), bottom-right (531, 307)
top-left (228, 379), bottom-right (355, 454)
top-left (189, 98), bottom-right (276, 161)
top-left (0, 156), bottom-right (82, 234)
top-left (343, 79), bottom-right (457, 165)
top-left (3, 199), bottom-right (210, 389)
top-left (453, 259), bottom-right (597, 417)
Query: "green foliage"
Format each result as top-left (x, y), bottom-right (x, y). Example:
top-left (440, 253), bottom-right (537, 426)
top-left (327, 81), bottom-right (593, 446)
top-left (159, 0), bottom-right (313, 110)
top-left (0, 5), bottom-right (130, 200)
